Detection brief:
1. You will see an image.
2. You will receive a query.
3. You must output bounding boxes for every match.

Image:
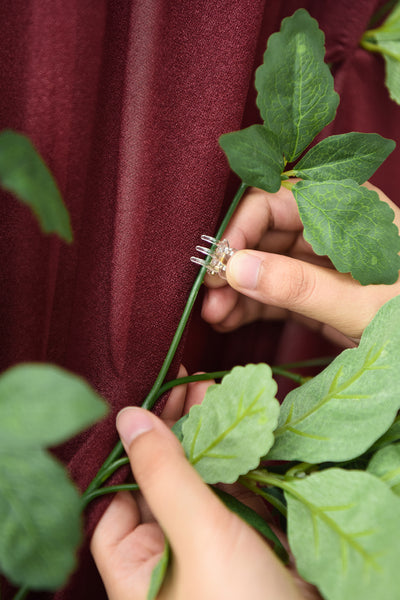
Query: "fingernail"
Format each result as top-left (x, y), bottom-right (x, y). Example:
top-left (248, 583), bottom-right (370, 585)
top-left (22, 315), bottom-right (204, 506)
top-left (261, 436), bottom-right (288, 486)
top-left (116, 407), bottom-right (153, 447)
top-left (228, 251), bottom-right (261, 290)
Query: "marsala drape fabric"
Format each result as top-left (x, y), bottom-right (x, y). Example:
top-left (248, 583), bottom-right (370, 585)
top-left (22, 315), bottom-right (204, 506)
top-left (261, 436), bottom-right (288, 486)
top-left (1, 1), bottom-right (400, 597)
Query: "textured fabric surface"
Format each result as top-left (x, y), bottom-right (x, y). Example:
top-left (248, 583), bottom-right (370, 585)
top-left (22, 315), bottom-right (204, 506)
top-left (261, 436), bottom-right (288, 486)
top-left (0, 1), bottom-right (399, 597)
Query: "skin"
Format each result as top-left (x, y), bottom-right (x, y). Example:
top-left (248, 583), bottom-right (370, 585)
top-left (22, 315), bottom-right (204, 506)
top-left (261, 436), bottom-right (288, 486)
top-left (92, 182), bottom-right (400, 599)
top-left (202, 183), bottom-right (400, 347)
top-left (91, 374), bottom-right (315, 600)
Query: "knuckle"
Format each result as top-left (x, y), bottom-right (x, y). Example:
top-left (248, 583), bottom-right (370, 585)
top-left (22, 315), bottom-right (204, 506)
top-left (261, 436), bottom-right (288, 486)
top-left (261, 259), bottom-right (316, 309)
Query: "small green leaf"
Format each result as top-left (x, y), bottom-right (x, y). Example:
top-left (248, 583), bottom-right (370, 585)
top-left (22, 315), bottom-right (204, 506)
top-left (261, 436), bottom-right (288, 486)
top-left (368, 443), bottom-right (400, 495)
top-left (213, 488), bottom-right (288, 563)
top-left (267, 295), bottom-right (400, 463)
top-left (293, 178), bottom-right (400, 285)
top-left (0, 364), bottom-right (108, 448)
top-left (219, 125), bottom-right (283, 192)
top-left (293, 133), bottom-right (395, 183)
top-left (255, 9), bottom-right (339, 161)
top-left (182, 364), bottom-right (279, 484)
top-left (0, 448), bottom-right (81, 589)
top-left (285, 469), bottom-right (400, 600)
top-left (147, 538), bottom-right (170, 600)
top-left (0, 130), bottom-right (73, 242)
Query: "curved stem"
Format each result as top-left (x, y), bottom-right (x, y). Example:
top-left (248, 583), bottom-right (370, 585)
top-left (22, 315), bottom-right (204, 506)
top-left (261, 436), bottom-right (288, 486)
top-left (83, 182), bottom-right (248, 500)
top-left (12, 586), bottom-right (29, 600)
top-left (82, 483), bottom-right (140, 508)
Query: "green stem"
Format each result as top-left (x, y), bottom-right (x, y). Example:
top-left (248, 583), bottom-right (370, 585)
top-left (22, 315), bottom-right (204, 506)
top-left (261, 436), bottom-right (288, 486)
top-left (82, 483), bottom-right (140, 508)
top-left (361, 37), bottom-right (400, 60)
top-left (82, 182), bottom-right (248, 500)
top-left (239, 476), bottom-right (288, 518)
top-left (12, 586), bottom-right (29, 600)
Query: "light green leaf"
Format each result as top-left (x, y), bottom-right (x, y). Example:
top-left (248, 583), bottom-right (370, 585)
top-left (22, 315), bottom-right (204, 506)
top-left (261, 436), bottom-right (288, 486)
top-left (368, 443), bottom-right (400, 495)
top-left (147, 538), bottom-right (170, 600)
top-left (219, 125), bottom-right (283, 192)
top-left (293, 133), bottom-right (395, 183)
top-left (213, 488), bottom-right (288, 563)
top-left (267, 295), bottom-right (400, 463)
top-left (255, 9), bottom-right (339, 161)
top-left (181, 364), bottom-right (279, 484)
top-left (293, 178), bottom-right (400, 285)
top-left (0, 130), bottom-right (73, 242)
top-left (384, 51), bottom-right (400, 103)
top-left (0, 448), bottom-right (81, 590)
top-left (285, 469), bottom-right (400, 600)
top-left (0, 364), bottom-right (108, 448)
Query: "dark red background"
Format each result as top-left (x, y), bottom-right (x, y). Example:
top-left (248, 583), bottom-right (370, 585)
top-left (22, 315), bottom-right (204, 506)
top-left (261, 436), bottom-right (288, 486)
top-left (1, 1), bottom-right (399, 597)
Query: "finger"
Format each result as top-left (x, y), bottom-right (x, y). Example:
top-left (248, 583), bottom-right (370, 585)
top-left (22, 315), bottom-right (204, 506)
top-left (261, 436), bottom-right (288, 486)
top-left (201, 285), bottom-right (239, 324)
top-left (91, 491), bottom-right (141, 555)
top-left (116, 408), bottom-right (232, 559)
top-left (184, 376), bottom-right (214, 412)
top-left (226, 249), bottom-right (399, 339)
top-left (203, 186), bottom-right (303, 290)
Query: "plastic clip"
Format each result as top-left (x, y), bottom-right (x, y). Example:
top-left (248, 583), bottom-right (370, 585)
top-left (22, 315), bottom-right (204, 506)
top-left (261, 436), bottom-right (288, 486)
top-left (190, 235), bottom-right (236, 280)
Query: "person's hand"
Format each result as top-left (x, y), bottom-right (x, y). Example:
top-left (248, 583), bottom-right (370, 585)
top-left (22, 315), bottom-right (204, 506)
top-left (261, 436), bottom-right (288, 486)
top-left (90, 376), bottom-right (315, 600)
top-left (202, 183), bottom-right (400, 346)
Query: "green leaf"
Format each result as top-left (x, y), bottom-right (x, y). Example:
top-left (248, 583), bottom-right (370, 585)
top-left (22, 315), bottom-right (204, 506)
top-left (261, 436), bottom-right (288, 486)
top-left (255, 9), bottom-right (339, 162)
top-left (384, 51), bottom-right (400, 104)
top-left (171, 414), bottom-right (188, 442)
top-left (181, 364), bottom-right (279, 484)
top-left (219, 125), bottom-right (283, 192)
top-left (285, 469), bottom-right (400, 600)
top-left (0, 448), bottom-right (81, 590)
top-left (0, 130), bottom-right (73, 242)
top-left (212, 488), bottom-right (288, 563)
top-left (147, 538), bottom-right (170, 600)
top-left (368, 443), bottom-right (400, 495)
top-left (293, 178), bottom-right (400, 285)
top-left (0, 364), bottom-right (108, 448)
top-left (267, 295), bottom-right (400, 463)
top-left (293, 133), bottom-right (395, 183)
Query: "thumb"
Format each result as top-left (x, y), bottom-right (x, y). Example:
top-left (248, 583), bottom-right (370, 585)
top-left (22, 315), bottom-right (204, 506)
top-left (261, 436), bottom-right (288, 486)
top-left (226, 249), bottom-right (382, 339)
top-left (116, 407), bottom-right (231, 557)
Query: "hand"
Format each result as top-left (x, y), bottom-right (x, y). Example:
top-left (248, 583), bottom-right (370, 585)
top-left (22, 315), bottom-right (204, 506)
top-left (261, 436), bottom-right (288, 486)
top-left (90, 375), bottom-right (313, 600)
top-left (202, 184), bottom-right (400, 346)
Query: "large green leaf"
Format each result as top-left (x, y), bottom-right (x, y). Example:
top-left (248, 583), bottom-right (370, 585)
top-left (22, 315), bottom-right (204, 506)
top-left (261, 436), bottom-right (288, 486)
top-left (293, 133), bottom-right (395, 183)
top-left (181, 364), bottom-right (279, 484)
top-left (219, 125), bottom-right (283, 192)
top-left (0, 130), bottom-right (72, 242)
top-left (293, 178), bottom-right (400, 285)
top-left (267, 295), bottom-right (400, 463)
top-left (285, 469), bottom-right (400, 600)
top-left (0, 448), bottom-right (81, 589)
top-left (368, 443), bottom-right (400, 495)
top-left (255, 9), bottom-right (339, 162)
top-left (0, 364), bottom-right (108, 448)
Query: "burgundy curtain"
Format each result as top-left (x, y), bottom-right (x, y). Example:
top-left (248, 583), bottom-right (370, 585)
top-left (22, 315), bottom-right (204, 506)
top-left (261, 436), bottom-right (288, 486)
top-left (1, 1), bottom-right (399, 597)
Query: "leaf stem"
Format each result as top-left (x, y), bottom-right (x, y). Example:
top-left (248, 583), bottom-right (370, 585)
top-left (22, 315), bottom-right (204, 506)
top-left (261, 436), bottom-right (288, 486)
top-left (82, 483), bottom-right (140, 508)
top-left (239, 476), bottom-right (287, 518)
top-left (361, 37), bottom-right (400, 61)
top-left (12, 586), bottom-right (29, 600)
